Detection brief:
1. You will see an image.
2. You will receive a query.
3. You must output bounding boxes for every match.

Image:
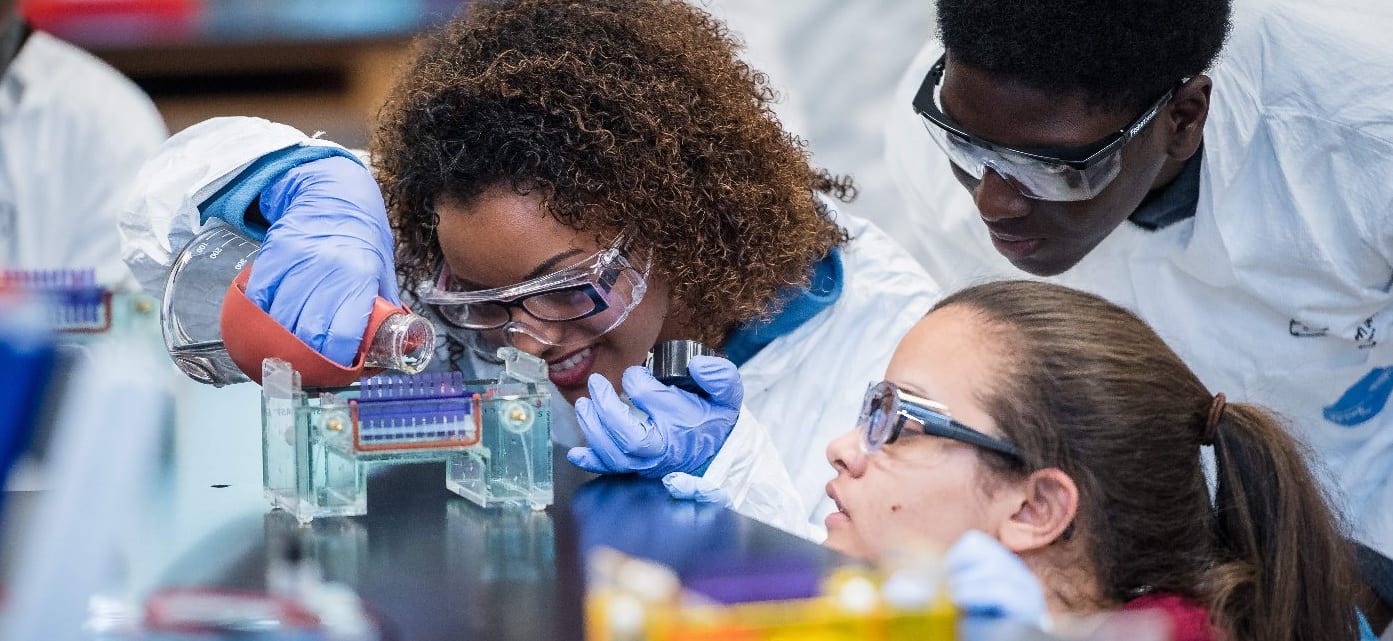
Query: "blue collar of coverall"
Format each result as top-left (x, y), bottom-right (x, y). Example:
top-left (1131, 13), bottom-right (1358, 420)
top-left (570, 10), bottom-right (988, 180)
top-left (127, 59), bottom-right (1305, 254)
top-left (722, 248), bottom-right (844, 367)
top-left (1128, 145), bottom-right (1203, 232)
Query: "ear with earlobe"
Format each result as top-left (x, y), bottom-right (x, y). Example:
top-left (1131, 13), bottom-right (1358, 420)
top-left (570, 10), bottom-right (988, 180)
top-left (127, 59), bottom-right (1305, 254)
top-left (994, 467), bottom-right (1079, 554)
top-left (1164, 74), bottom-right (1212, 162)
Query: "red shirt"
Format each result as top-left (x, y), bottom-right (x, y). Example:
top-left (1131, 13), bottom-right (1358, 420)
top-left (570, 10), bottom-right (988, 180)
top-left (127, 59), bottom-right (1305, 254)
top-left (1120, 593), bottom-right (1217, 641)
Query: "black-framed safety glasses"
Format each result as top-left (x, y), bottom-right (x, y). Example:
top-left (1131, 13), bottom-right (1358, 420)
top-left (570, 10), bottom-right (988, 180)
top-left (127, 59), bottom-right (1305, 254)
top-left (912, 53), bottom-right (1187, 201)
top-left (859, 380), bottom-right (1025, 463)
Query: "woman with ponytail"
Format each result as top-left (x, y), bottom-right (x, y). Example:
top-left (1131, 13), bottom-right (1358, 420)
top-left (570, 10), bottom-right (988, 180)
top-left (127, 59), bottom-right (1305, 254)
top-left (821, 280), bottom-right (1374, 640)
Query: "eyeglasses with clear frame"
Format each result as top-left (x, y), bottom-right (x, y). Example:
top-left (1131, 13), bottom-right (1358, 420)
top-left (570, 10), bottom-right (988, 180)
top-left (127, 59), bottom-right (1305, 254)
top-left (418, 234), bottom-right (649, 355)
top-left (912, 53), bottom-right (1189, 202)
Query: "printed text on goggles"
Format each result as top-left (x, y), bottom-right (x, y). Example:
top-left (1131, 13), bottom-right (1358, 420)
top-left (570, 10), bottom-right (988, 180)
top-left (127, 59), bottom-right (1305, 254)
top-left (419, 237), bottom-right (648, 352)
top-left (913, 53), bottom-right (1186, 202)
top-left (859, 380), bottom-right (1024, 463)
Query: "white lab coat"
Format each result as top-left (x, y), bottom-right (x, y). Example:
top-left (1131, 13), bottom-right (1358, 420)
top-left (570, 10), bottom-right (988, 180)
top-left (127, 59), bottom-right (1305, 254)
top-left (693, 0), bottom-right (934, 241)
top-left (883, 0), bottom-right (1393, 557)
top-left (121, 116), bottom-right (943, 540)
top-left (0, 30), bottom-right (167, 284)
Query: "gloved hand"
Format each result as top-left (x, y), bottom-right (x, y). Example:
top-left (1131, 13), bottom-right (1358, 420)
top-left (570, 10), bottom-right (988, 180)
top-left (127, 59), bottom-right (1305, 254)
top-left (662, 472), bottom-right (732, 506)
top-left (945, 530), bottom-right (1050, 629)
top-left (248, 156), bottom-right (401, 366)
top-left (566, 355), bottom-right (742, 478)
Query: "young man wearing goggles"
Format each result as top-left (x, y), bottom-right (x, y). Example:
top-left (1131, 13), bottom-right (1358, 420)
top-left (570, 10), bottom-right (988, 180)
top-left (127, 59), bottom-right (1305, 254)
top-left (878, 0), bottom-right (1393, 616)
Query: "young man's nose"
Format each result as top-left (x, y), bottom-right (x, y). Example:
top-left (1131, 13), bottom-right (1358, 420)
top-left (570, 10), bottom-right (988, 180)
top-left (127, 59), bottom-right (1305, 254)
top-left (974, 168), bottom-right (1032, 222)
top-left (827, 429), bottom-right (868, 478)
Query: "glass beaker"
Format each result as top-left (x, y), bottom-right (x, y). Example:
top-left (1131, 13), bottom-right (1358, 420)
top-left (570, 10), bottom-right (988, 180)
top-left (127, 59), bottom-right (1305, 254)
top-left (161, 226), bottom-right (261, 385)
top-left (161, 225), bottom-right (435, 386)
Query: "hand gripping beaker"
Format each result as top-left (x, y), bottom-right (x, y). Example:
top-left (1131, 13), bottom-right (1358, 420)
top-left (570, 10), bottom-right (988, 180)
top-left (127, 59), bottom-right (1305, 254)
top-left (161, 225), bottom-right (435, 387)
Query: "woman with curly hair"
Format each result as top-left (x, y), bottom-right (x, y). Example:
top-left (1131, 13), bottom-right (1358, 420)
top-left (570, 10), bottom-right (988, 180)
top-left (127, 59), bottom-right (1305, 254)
top-left (121, 0), bottom-right (940, 534)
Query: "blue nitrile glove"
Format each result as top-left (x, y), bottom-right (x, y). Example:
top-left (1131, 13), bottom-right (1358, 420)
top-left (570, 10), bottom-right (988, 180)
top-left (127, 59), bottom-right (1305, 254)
top-left (249, 156), bottom-right (400, 366)
top-left (566, 355), bottom-right (742, 478)
top-left (946, 530), bottom-right (1049, 628)
top-left (662, 472), bottom-right (733, 506)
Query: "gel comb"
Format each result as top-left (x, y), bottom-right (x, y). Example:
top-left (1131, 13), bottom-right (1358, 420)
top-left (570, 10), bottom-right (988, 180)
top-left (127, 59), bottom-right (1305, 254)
top-left (351, 371), bottom-right (482, 451)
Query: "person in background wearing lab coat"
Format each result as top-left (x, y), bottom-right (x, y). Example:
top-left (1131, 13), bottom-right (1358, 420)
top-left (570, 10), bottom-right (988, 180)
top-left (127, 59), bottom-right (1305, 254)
top-left (823, 280), bottom-right (1378, 641)
top-left (881, 0), bottom-right (1393, 606)
top-left (120, 0), bottom-right (941, 536)
top-left (0, 0), bottom-right (166, 282)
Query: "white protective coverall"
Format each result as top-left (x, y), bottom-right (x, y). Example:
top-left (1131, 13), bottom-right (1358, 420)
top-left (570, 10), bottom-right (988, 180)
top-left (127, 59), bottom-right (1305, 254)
top-left (883, 0), bottom-right (1393, 557)
top-left (0, 27), bottom-right (167, 283)
top-left (120, 117), bottom-right (943, 539)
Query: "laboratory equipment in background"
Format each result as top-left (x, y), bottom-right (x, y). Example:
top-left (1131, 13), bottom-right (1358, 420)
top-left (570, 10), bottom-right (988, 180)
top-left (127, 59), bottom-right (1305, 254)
top-left (646, 340), bottom-right (717, 396)
top-left (138, 523), bottom-right (382, 640)
top-left (2, 268), bottom-right (158, 336)
top-left (20, 0), bottom-right (201, 30)
top-left (162, 225), bottom-right (434, 387)
top-left (583, 546), bottom-right (956, 641)
top-left (262, 346), bottom-right (554, 524)
top-left (0, 292), bottom-right (57, 510)
top-left (0, 340), bottom-right (169, 641)
top-left (0, 268), bottom-right (164, 494)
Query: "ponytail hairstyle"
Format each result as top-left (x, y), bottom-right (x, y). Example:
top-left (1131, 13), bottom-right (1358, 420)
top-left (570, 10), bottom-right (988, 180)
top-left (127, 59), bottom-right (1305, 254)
top-left (934, 280), bottom-right (1358, 641)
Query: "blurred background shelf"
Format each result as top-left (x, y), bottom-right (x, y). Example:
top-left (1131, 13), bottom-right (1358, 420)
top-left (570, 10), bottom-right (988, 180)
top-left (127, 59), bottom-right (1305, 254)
top-left (22, 0), bottom-right (466, 147)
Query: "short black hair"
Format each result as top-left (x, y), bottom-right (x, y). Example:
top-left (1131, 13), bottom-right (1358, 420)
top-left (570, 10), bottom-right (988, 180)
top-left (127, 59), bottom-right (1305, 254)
top-left (937, 0), bottom-right (1232, 113)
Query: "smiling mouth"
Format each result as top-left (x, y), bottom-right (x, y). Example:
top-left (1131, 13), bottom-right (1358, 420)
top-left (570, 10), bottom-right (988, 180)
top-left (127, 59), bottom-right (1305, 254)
top-left (551, 348), bottom-right (589, 371)
top-left (546, 346), bottom-right (595, 388)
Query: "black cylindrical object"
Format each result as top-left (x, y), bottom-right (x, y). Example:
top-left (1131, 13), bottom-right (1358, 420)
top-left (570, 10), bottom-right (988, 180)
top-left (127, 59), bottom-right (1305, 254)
top-left (647, 340), bottom-right (717, 396)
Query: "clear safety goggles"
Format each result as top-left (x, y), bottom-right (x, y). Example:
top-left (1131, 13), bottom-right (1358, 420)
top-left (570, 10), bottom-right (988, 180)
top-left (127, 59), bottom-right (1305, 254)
top-left (419, 236), bottom-right (649, 355)
top-left (858, 381), bottom-right (1024, 464)
top-left (913, 54), bottom-right (1184, 202)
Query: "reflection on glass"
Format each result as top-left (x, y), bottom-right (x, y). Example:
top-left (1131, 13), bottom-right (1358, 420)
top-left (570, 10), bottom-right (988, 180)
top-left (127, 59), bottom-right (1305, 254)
top-left (263, 510), bottom-right (370, 587)
top-left (570, 477), bottom-right (735, 574)
top-left (446, 501), bottom-right (557, 639)
top-left (447, 502), bottom-right (556, 584)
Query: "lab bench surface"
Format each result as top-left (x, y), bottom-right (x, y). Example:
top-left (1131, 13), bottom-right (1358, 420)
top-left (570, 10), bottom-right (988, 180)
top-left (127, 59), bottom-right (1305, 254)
top-left (175, 448), bottom-right (853, 641)
top-left (2, 378), bottom-right (1052, 641)
top-left (158, 450), bottom-right (1053, 641)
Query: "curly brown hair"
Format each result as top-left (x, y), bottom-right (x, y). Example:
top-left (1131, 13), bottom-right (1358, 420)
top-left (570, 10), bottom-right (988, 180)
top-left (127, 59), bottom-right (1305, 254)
top-left (372, 0), bottom-right (850, 345)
